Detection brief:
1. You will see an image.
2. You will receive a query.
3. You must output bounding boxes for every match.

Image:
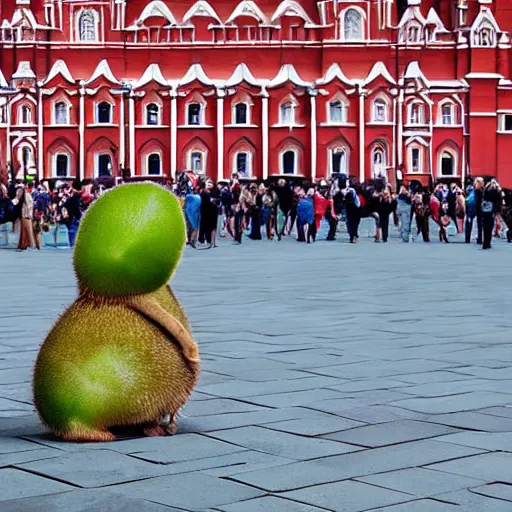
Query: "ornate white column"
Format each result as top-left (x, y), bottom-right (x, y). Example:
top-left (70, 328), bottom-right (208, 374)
top-left (309, 90), bottom-right (318, 181)
top-left (37, 86), bottom-right (43, 180)
top-left (358, 86), bottom-right (365, 183)
top-left (216, 88), bottom-right (224, 182)
top-left (119, 93), bottom-right (125, 169)
top-left (261, 91), bottom-right (269, 179)
top-left (398, 87), bottom-right (404, 165)
top-left (170, 90), bottom-right (177, 178)
top-left (79, 84), bottom-right (85, 179)
top-left (128, 93), bottom-right (135, 175)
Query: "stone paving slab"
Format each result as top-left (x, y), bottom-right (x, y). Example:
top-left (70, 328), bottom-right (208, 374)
top-left (2, 236), bottom-right (512, 510)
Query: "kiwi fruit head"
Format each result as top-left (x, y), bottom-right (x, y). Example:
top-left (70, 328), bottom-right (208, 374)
top-left (73, 183), bottom-right (186, 297)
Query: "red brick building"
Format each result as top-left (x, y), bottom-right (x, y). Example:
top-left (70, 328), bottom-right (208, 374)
top-left (0, 0), bottom-right (512, 186)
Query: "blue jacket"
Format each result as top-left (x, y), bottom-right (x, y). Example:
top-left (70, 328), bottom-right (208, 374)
top-left (297, 197), bottom-right (314, 224)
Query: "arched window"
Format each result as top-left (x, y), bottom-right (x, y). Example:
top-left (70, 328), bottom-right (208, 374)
top-left (330, 148), bottom-right (347, 174)
top-left (474, 23), bottom-right (496, 47)
top-left (439, 102), bottom-right (455, 126)
top-left (187, 103), bottom-right (202, 125)
top-left (372, 147), bottom-right (386, 178)
top-left (329, 100), bottom-right (346, 123)
top-left (282, 150), bottom-right (296, 174)
top-left (373, 99), bottom-right (387, 122)
top-left (147, 153), bottom-right (161, 175)
top-left (190, 150), bottom-right (205, 173)
top-left (440, 152), bottom-right (454, 176)
top-left (97, 102), bottom-right (112, 124)
top-left (78, 10), bottom-right (98, 42)
top-left (97, 154), bottom-right (112, 176)
top-left (235, 152), bottom-right (251, 177)
top-left (406, 23), bottom-right (422, 43)
top-left (280, 102), bottom-right (295, 125)
top-left (146, 103), bottom-right (159, 126)
top-left (22, 147), bottom-right (31, 168)
top-left (344, 9), bottom-right (363, 41)
top-left (55, 154), bottom-right (69, 177)
top-left (234, 103), bottom-right (248, 125)
top-left (55, 102), bottom-right (69, 125)
top-left (408, 145), bottom-right (423, 173)
top-left (408, 101), bottom-right (425, 125)
top-left (20, 105), bottom-right (32, 125)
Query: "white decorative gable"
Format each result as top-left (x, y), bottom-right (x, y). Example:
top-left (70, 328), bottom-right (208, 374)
top-left (268, 64), bottom-right (311, 88)
top-left (183, 1), bottom-right (221, 24)
top-left (226, 1), bottom-right (267, 24)
top-left (225, 63), bottom-right (261, 87)
top-left (271, 1), bottom-right (314, 25)
top-left (404, 61), bottom-right (429, 88)
top-left (12, 61), bottom-right (36, 79)
top-left (425, 8), bottom-right (449, 34)
top-left (364, 62), bottom-right (395, 86)
top-left (179, 63), bottom-right (215, 86)
top-left (42, 60), bottom-right (74, 85)
top-left (136, 1), bottom-right (177, 26)
top-left (471, 7), bottom-right (500, 48)
top-left (317, 63), bottom-right (354, 86)
top-left (84, 59), bottom-right (119, 85)
top-left (135, 63), bottom-right (168, 88)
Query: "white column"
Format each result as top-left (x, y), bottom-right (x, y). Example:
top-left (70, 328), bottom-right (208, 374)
top-left (216, 89), bottom-right (224, 182)
top-left (170, 91), bottom-right (177, 178)
top-left (392, 95), bottom-right (397, 169)
top-left (119, 94), bottom-right (125, 169)
top-left (37, 87), bottom-right (43, 180)
top-left (262, 93), bottom-right (269, 179)
top-left (129, 94), bottom-right (135, 175)
top-left (79, 85), bottom-right (85, 179)
top-left (398, 88), bottom-right (404, 165)
top-left (428, 99), bottom-right (434, 179)
top-left (6, 97), bottom-right (11, 168)
top-left (358, 88), bottom-right (365, 183)
top-left (310, 91), bottom-right (317, 181)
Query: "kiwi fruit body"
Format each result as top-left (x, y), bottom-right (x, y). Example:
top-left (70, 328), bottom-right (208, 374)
top-left (33, 184), bottom-right (199, 442)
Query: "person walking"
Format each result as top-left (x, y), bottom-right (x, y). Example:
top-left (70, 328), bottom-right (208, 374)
top-left (473, 177), bottom-right (485, 244)
top-left (481, 179), bottom-right (502, 250)
top-left (375, 189), bottom-right (396, 243)
top-left (413, 188), bottom-right (430, 242)
top-left (184, 188), bottom-right (201, 248)
top-left (343, 181), bottom-right (361, 243)
top-left (13, 184), bottom-right (39, 251)
top-left (396, 185), bottom-right (412, 243)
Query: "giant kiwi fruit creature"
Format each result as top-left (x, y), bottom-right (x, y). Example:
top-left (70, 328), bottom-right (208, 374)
top-left (33, 183), bottom-right (199, 442)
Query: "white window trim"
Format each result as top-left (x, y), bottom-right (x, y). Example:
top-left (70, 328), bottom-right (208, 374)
top-left (472, 22), bottom-right (497, 48)
top-left (327, 96), bottom-right (348, 124)
top-left (188, 149), bottom-right (207, 174)
top-left (53, 152), bottom-right (71, 177)
top-left (408, 144), bottom-right (424, 174)
top-left (232, 102), bottom-right (251, 125)
top-left (186, 101), bottom-right (206, 126)
top-left (75, 8), bottom-right (100, 43)
top-left (279, 99), bottom-right (297, 126)
top-left (499, 113), bottom-right (512, 132)
top-left (328, 147), bottom-right (348, 175)
top-left (339, 6), bottom-right (366, 43)
top-left (437, 99), bottom-right (456, 126)
top-left (401, 21), bottom-right (424, 44)
top-left (372, 98), bottom-right (388, 123)
top-left (52, 99), bottom-right (71, 125)
top-left (18, 104), bottom-right (33, 125)
top-left (233, 150), bottom-right (253, 177)
top-left (407, 100), bottom-right (426, 126)
top-left (438, 148), bottom-right (458, 177)
top-left (95, 101), bottom-right (114, 124)
top-left (371, 146), bottom-right (387, 177)
top-left (145, 151), bottom-right (163, 175)
top-left (279, 148), bottom-right (299, 175)
top-left (145, 102), bottom-right (161, 126)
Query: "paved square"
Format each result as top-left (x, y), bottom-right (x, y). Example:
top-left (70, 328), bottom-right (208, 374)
top-left (1, 231), bottom-right (512, 511)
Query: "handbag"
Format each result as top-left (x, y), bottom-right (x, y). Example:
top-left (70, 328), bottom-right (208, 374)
top-left (481, 200), bottom-right (493, 213)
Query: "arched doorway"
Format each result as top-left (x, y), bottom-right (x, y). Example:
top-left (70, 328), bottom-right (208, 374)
top-left (441, 152), bottom-right (454, 176)
top-left (97, 154), bottom-right (112, 176)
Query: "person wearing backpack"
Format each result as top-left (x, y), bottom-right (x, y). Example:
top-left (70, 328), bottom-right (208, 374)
top-left (343, 183), bottom-right (361, 243)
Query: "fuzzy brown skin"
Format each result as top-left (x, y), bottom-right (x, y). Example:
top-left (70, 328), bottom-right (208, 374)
top-left (33, 285), bottom-right (199, 442)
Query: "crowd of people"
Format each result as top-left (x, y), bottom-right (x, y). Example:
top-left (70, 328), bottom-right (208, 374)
top-left (182, 173), bottom-right (512, 251)
top-left (1, 172), bottom-right (511, 252)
